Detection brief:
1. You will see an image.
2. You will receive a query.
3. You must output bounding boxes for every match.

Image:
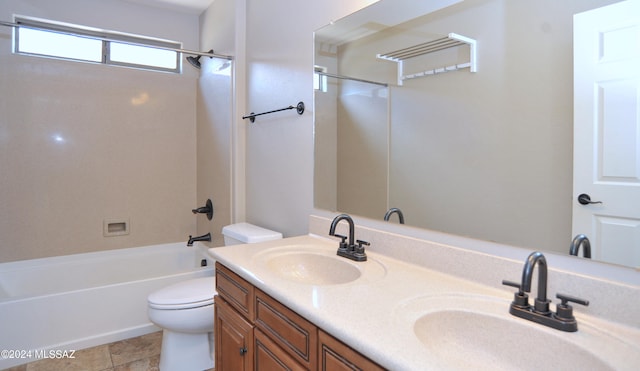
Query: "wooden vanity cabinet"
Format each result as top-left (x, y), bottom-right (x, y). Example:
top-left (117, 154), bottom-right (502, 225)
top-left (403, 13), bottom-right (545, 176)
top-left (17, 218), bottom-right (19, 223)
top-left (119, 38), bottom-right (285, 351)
top-left (214, 262), bottom-right (384, 371)
top-left (255, 288), bottom-right (318, 368)
top-left (319, 330), bottom-right (385, 371)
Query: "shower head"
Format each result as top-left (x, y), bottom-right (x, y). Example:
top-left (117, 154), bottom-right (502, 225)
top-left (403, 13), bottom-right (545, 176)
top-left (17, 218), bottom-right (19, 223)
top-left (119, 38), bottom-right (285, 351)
top-left (186, 55), bottom-right (201, 69)
top-left (186, 49), bottom-right (214, 69)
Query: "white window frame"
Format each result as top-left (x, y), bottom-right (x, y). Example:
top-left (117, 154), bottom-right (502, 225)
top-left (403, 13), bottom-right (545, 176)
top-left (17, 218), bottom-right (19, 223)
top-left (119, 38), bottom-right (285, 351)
top-left (13, 16), bottom-right (182, 73)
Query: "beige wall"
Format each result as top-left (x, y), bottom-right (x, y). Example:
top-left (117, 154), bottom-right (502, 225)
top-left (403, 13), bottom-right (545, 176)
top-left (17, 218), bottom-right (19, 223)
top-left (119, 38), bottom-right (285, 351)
top-left (242, 0), bottom-right (379, 237)
top-left (313, 89), bottom-right (338, 212)
top-left (0, 0), bottom-right (200, 262)
top-left (335, 81), bottom-right (388, 218)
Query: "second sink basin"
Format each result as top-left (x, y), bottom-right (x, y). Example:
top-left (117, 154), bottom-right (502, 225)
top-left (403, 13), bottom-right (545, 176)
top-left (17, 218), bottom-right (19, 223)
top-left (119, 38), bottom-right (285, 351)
top-left (251, 244), bottom-right (387, 285)
top-left (393, 294), bottom-right (639, 370)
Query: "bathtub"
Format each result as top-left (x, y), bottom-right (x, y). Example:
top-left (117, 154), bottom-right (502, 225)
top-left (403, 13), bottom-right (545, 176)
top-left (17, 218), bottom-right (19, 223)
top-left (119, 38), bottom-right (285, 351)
top-left (0, 242), bottom-right (215, 369)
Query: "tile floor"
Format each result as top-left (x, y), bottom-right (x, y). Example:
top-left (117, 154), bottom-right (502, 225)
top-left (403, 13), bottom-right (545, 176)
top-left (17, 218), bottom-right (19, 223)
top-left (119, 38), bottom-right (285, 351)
top-left (3, 331), bottom-right (186, 371)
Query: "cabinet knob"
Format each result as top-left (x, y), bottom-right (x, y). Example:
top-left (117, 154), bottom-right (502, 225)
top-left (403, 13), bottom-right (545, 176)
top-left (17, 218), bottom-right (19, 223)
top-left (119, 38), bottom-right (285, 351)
top-left (239, 347), bottom-right (248, 356)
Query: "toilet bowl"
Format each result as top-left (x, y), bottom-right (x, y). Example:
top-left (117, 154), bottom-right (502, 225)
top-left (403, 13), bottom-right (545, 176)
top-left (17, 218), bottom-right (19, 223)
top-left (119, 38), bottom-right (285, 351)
top-left (147, 223), bottom-right (282, 371)
top-left (148, 277), bottom-right (216, 371)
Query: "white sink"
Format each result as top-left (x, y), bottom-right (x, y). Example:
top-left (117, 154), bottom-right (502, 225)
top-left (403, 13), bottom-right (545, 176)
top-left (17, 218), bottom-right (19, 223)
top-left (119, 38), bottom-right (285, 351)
top-left (251, 244), bottom-right (387, 285)
top-left (393, 294), bottom-right (640, 370)
top-left (266, 252), bottom-right (361, 285)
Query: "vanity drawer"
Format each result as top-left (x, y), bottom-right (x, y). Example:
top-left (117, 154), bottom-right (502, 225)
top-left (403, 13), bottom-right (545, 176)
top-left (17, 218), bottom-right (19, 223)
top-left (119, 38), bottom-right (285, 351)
top-left (319, 330), bottom-right (385, 371)
top-left (216, 262), bottom-right (255, 321)
top-left (255, 328), bottom-right (306, 371)
top-left (255, 288), bottom-right (318, 369)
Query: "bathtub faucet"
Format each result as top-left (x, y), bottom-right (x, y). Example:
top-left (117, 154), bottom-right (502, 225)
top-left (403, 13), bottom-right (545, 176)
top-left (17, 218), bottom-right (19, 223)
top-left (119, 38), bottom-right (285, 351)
top-left (187, 232), bottom-right (211, 246)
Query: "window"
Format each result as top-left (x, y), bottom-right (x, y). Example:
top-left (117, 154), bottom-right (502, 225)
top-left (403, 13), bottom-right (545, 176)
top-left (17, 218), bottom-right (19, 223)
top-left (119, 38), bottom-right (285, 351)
top-left (14, 16), bottom-right (181, 73)
top-left (314, 66), bottom-right (327, 92)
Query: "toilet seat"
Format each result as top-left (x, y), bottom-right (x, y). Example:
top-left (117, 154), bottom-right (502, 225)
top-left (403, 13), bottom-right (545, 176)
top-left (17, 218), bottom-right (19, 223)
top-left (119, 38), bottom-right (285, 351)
top-left (148, 276), bottom-right (216, 310)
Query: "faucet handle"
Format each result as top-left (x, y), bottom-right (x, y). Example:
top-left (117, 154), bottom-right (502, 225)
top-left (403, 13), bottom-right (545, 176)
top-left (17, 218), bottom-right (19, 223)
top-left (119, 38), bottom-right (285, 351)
top-left (332, 233), bottom-right (347, 242)
top-left (355, 239), bottom-right (370, 253)
top-left (557, 293), bottom-right (589, 307)
top-left (502, 280), bottom-right (529, 307)
top-left (502, 280), bottom-right (521, 290)
top-left (332, 234), bottom-right (349, 249)
top-left (555, 293), bottom-right (589, 321)
top-left (351, 240), bottom-right (368, 261)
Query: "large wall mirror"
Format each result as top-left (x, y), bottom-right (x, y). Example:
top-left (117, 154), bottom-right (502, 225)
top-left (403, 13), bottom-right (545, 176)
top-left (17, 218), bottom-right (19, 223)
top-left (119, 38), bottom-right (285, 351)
top-left (314, 0), bottom-right (638, 268)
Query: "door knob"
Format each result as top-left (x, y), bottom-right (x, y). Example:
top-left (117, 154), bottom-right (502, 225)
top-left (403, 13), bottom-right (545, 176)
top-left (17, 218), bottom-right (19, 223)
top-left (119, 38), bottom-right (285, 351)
top-left (577, 193), bottom-right (603, 205)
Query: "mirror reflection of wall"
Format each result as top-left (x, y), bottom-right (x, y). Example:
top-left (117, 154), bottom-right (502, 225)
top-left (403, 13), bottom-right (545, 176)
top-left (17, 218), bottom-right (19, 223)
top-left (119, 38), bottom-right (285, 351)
top-left (315, 43), bottom-right (390, 218)
top-left (314, 0), bottom-right (622, 258)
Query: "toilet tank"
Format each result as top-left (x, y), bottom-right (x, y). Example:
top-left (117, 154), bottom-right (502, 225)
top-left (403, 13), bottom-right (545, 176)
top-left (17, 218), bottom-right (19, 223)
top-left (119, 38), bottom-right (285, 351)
top-left (222, 223), bottom-right (283, 245)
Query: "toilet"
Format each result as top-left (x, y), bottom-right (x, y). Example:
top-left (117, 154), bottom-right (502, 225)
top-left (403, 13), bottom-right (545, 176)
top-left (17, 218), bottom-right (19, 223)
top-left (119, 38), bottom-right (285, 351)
top-left (147, 223), bottom-right (282, 371)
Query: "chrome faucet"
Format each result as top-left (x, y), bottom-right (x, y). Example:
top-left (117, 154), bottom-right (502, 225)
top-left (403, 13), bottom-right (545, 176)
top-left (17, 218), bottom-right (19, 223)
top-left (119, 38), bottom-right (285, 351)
top-left (383, 207), bottom-right (405, 224)
top-left (502, 251), bottom-right (589, 332)
top-left (569, 234), bottom-right (591, 258)
top-left (329, 214), bottom-right (368, 261)
top-left (187, 232), bottom-right (211, 246)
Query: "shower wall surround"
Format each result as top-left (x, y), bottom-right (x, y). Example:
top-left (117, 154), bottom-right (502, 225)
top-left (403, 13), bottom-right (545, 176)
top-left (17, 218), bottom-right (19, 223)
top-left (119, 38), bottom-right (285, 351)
top-left (0, 0), bottom-right (200, 262)
top-left (197, 0), bottom-right (238, 247)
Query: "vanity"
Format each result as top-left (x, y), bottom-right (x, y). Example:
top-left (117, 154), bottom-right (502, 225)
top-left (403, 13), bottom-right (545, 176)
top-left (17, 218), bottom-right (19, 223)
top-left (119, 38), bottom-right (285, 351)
top-left (214, 258), bottom-right (383, 370)
top-left (208, 219), bottom-right (640, 370)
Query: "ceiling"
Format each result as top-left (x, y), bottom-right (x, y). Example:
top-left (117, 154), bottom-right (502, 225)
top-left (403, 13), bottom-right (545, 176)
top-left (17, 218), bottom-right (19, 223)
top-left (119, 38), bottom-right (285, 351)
top-left (124, 0), bottom-right (215, 14)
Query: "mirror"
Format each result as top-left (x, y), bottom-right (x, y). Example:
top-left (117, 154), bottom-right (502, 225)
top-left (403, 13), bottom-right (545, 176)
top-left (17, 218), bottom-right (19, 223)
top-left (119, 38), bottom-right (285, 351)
top-left (314, 0), bottom-right (625, 264)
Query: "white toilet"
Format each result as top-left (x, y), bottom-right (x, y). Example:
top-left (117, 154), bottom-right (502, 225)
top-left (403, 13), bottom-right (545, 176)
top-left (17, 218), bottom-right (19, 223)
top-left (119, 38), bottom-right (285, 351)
top-left (147, 223), bottom-right (282, 371)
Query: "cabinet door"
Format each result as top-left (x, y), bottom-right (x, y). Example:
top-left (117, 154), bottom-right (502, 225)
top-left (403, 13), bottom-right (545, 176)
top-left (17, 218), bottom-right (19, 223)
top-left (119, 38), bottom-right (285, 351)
top-left (215, 296), bottom-right (254, 371)
top-left (318, 330), bottom-right (385, 371)
top-left (255, 328), bottom-right (306, 371)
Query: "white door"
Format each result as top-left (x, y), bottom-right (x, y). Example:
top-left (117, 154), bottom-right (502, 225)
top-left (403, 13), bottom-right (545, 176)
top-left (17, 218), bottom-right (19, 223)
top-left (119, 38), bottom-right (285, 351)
top-left (573, 0), bottom-right (640, 267)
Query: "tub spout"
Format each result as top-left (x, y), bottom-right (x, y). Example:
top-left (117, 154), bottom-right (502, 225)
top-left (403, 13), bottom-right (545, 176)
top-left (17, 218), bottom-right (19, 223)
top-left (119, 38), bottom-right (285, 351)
top-left (187, 233), bottom-right (211, 246)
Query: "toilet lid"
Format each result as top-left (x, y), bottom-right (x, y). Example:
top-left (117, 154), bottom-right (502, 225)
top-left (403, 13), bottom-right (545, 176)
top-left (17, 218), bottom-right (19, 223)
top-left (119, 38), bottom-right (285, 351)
top-left (148, 276), bottom-right (217, 309)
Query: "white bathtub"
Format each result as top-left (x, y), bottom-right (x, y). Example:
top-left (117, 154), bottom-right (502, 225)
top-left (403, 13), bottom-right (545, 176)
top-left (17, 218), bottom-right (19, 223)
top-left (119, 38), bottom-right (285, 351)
top-left (0, 242), bottom-right (215, 369)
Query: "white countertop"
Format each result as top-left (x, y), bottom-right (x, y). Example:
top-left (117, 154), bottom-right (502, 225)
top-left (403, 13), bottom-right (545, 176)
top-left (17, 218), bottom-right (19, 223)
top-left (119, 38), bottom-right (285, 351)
top-left (208, 234), bottom-right (640, 370)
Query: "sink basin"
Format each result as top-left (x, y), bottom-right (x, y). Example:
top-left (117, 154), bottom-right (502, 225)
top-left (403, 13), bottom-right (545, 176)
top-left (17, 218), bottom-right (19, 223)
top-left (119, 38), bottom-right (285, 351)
top-left (266, 253), bottom-right (361, 285)
top-left (251, 244), bottom-right (387, 285)
top-left (393, 295), bottom-right (639, 370)
top-left (414, 310), bottom-right (612, 370)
